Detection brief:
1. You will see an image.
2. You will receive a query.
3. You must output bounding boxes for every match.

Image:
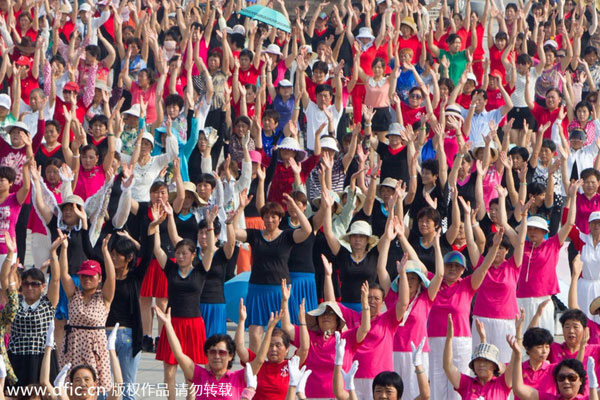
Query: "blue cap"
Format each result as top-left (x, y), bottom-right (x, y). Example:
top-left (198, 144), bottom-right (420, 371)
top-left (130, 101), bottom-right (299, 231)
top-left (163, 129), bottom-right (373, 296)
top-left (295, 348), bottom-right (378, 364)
top-left (443, 251), bottom-right (467, 269)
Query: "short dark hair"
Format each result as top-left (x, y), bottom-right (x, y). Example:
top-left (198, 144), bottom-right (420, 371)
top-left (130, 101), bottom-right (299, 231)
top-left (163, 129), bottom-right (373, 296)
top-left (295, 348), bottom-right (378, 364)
top-left (195, 173), bottom-right (217, 189)
top-left (523, 327), bottom-right (553, 350)
top-left (506, 3), bottom-right (518, 12)
top-left (125, 37), bottom-right (142, 50)
top-left (372, 371), bottom-right (403, 397)
top-left (198, 217), bottom-right (221, 236)
top-left (471, 88), bottom-right (487, 100)
top-left (0, 166), bottom-right (17, 183)
top-left (89, 114), bottom-right (109, 129)
top-left (553, 359), bottom-right (586, 394)
top-left (313, 61), bottom-right (329, 74)
top-left (260, 202), bottom-right (285, 219)
top-left (495, 31), bottom-right (508, 41)
top-left (508, 146), bottom-right (529, 162)
top-left (21, 268), bottom-right (45, 284)
top-left (541, 139), bottom-right (556, 152)
top-left (239, 49), bottom-right (254, 60)
top-left (80, 144), bottom-right (100, 160)
top-left (262, 109), bottom-right (280, 124)
top-left (416, 207), bottom-right (441, 229)
top-left (165, 94), bottom-right (184, 110)
top-left (438, 77), bottom-right (455, 92)
top-left (45, 119), bottom-right (61, 131)
top-left (446, 33), bottom-right (461, 44)
top-left (85, 45), bottom-right (101, 60)
top-left (233, 115), bottom-right (251, 128)
top-left (516, 53), bottom-right (532, 66)
top-left (69, 365), bottom-right (97, 383)
top-left (584, 46), bottom-right (598, 57)
top-left (421, 159), bottom-right (439, 176)
top-left (528, 182), bottom-right (547, 197)
top-left (315, 84), bottom-right (333, 97)
top-left (271, 327), bottom-right (291, 348)
top-left (175, 239), bottom-right (197, 255)
top-left (290, 190), bottom-right (307, 206)
top-left (110, 236), bottom-right (138, 270)
top-left (204, 334), bottom-right (236, 369)
top-left (581, 168), bottom-right (600, 181)
top-left (50, 54), bottom-right (66, 68)
top-left (559, 309), bottom-right (588, 328)
top-left (149, 181), bottom-right (169, 193)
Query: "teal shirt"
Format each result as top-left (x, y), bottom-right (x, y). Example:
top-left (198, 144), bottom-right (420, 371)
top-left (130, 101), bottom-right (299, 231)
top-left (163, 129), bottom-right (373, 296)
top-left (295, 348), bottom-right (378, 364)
top-left (439, 49), bottom-right (468, 86)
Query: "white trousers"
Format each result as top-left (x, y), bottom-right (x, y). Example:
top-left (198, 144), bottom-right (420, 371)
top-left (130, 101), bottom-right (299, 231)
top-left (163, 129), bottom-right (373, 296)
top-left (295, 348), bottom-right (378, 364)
top-left (429, 336), bottom-right (471, 400)
top-left (31, 232), bottom-right (51, 269)
top-left (472, 316), bottom-right (516, 364)
top-left (393, 351), bottom-right (430, 400)
top-left (355, 378), bottom-right (374, 400)
top-left (517, 296), bottom-right (555, 336)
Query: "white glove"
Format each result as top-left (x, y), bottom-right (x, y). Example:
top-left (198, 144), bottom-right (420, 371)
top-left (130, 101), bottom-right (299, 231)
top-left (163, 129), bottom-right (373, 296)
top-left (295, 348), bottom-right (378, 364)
top-left (206, 128), bottom-right (218, 148)
top-left (341, 360), bottom-right (359, 391)
top-left (107, 323), bottom-right (119, 351)
top-left (334, 331), bottom-right (346, 366)
top-left (411, 337), bottom-right (426, 367)
top-left (54, 363), bottom-right (71, 388)
top-left (0, 356), bottom-right (6, 379)
top-left (296, 368), bottom-right (312, 395)
top-left (288, 355), bottom-right (305, 387)
top-left (45, 319), bottom-right (55, 348)
top-left (245, 362), bottom-right (258, 390)
top-left (589, 357), bottom-right (598, 389)
top-left (241, 132), bottom-right (251, 148)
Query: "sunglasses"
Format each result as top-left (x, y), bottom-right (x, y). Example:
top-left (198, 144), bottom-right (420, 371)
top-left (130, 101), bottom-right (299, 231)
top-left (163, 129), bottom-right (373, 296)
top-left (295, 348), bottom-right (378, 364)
top-left (409, 94), bottom-right (423, 99)
top-left (208, 349), bottom-right (229, 357)
top-left (64, 90), bottom-right (76, 94)
top-left (22, 281), bottom-right (42, 288)
top-left (557, 373), bottom-right (579, 383)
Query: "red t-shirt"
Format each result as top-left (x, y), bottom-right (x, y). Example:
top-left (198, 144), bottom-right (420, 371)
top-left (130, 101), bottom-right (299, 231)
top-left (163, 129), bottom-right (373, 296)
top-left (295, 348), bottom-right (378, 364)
top-left (54, 96), bottom-right (86, 140)
top-left (401, 104), bottom-right (426, 126)
top-left (11, 72), bottom-right (39, 105)
top-left (58, 20), bottom-right (75, 42)
top-left (163, 73), bottom-right (187, 100)
top-left (398, 35), bottom-right (421, 64)
top-left (245, 350), bottom-right (289, 400)
top-left (468, 23), bottom-right (486, 60)
top-left (486, 88), bottom-right (505, 111)
top-left (457, 92), bottom-right (472, 109)
top-left (532, 103), bottom-right (568, 139)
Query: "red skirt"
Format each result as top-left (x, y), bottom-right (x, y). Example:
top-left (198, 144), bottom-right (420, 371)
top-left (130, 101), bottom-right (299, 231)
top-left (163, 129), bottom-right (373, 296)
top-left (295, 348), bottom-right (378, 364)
top-left (155, 316), bottom-right (207, 365)
top-left (140, 258), bottom-right (169, 298)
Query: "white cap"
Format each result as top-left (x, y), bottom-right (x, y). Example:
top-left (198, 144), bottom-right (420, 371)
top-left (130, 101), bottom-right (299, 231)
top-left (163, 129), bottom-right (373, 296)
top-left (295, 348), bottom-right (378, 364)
top-left (321, 136), bottom-right (339, 152)
top-left (79, 3), bottom-right (91, 12)
top-left (141, 131), bottom-right (155, 146)
top-left (278, 79), bottom-right (293, 88)
top-left (386, 122), bottom-right (405, 137)
top-left (544, 39), bottom-right (558, 49)
top-left (301, 44), bottom-right (313, 54)
top-left (356, 27), bottom-right (375, 40)
top-left (466, 72), bottom-right (477, 83)
top-left (527, 216), bottom-right (549, 232)
top-left (232, 25), bottom-right (246, 35)
top-left (123, 104), bottom-right (141, 118)
top-left (0, 94), bottom-right (11, 110)
top-left (264, 44), bottom-right (282, 56)
top-left (589, 211), bottom-right (600, 223)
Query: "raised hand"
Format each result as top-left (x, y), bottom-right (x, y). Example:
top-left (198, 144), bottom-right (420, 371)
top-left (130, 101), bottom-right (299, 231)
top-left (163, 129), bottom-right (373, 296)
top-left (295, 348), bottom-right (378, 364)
top-left (411, 337), bottom-right (426, 367)
top-left (107, 322), bottom-right (119, 351)
top-left (341, 360), bottom-right (359, 391)
top-left (334, 331), bottom-right (346, 366)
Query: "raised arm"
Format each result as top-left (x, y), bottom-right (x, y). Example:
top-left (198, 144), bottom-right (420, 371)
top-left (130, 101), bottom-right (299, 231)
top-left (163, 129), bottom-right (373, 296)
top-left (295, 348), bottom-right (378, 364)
top-left (470, 228), bottom-right (503, 291)
top-left (58, 231), bottom-right (75, 299)
top-left (443, 315), bottom-right (462, 389)
top-left (101, 234), bottom-right (116, 305)
top-left (356, 281), bottom-right (371, 343)
top-left (509, 336), bottom-right (539, 400)
top-left (154, 307), bottom-right (196, 380)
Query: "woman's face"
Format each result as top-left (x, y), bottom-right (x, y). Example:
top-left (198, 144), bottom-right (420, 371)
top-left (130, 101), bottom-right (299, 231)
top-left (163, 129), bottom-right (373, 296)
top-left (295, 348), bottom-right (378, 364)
top-left (546, 91), bottom-right (561, 110)
top-left (279, 86), bottom-right (293, 99)
top-left (493, 246), bottom-right (509, 265)
top-left (197, 227), bottom-right (211, 248)
top-left (545, 51), bottom-right (556, 67)
top-left (408, 90), bottom-right (423, 108)
top-left (175, 245), bottom-right (196, 267)
top-left (458, 159), bottom-right (472, 179)
top-left (149, 187), bottom-right (169, 205)
top-left (267, 335), bottom-right (288, 363)
top-left (526, 343), bottom-right (550, 364)
top-left (9, 129), bottom-right (24, 147)
top-left (407, 273), bottom-right (421, 298)
top-left (207, 55), bottom-right (221, 72)
top-left (21, 277), bottom-right (44, 303)
top-left (45, 164), bottom-right (61, 186)
top-left (556, 366), bottom-right (582, 399)
top-left (421, 169), bottom-right (436, 186)
top-left (207, 341), bottom-right (233, 373)
top-left (317, 308), bottom-right (338, 333)
top-left (562, 319), bottom-right (584, 349)
top-left (279, 149), bottom-right (297, 162)
top-left (196, 182), bottom-right (213, 201)
top-left (239, 55), bottom-right (251, 70)
top-left (372, 62), bottom-right (384, 78)
top-left (488, 203), bottom-right (499, 223)
top-left (444, 262), bottom-right (465, 283)
top-left (590, 220), bottom-right (600, 238)
top-left (81, 149), bottom-right (99, 170)
top-left (313, 69), bottom-right (326, 84)
top-left (61, 204), bottom-right (80, 226)
top-left (183, 191), bottom-right (195, 210)
top-left (388, 135), bottom-right (402, 149)
top-left (449, 38), bottom-right (462, 53)
top-left (400, 25), bottom-right (413, 38)
top-left (71, 368), bottom-right (97, 400)
top-left (527, 226), bottom-right (547, 246)
top-left (138, 71), bottom-right (150, 88)
top-left (234, 122), bottom-right (250, 137)
top-left (79, 273), bottom-right (101, 292)
top-left (576, 106), bottom-right (590, 123)
top-left (439, 84), bottom-right (450, 98)
top-left (349, 234), bottom-right (368, 251)
top-left (110, 249), bottom-right (129, 271)
top-left (418, 217), bottom-right (436, 236)
top-left (473, 358), bottom-right (496, 380)
top-left (44, 125), bottom-right (60, 146)
top-left (166, 104), bottom-right (180, 119)
top-left (262, 213), bottom-right (281, 232)
top-left (90, 121), bottom-right (107, 139)
top-left (19, 16), bottom-right (31, 31)
top-left (373, 385), bottom-right (399, 400)
top-left (539, 147), bottom-right (554, 164)
top-left (380, 186), bottom-right (395, 205)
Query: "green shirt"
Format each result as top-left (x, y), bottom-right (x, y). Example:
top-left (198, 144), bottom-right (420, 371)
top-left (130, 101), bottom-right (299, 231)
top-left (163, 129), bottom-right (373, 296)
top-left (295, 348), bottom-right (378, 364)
top-left (440, 49), bottom-right (468, 86)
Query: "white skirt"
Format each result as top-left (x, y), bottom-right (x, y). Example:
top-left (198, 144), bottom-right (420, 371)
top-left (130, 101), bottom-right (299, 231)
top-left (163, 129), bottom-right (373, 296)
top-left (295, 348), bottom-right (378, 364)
top-left (517, 296), bottom-right (555, 337)
top-left (429, 336), bottom-right (471, 400)
top-left (355, 378), bottom-right (374, 400)
top-left (578, 278), bottom-right (600, 323)
top-left (472, 316), bottom-right (515, 364)
top-left (393, 351), bottom-right (430, 400)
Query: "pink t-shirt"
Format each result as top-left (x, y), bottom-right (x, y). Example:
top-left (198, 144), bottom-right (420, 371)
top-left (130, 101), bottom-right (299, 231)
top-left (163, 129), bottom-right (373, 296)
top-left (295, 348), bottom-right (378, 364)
top-left (0, 194), bottom-right (21, 254)
top-left (575, 192), bottom-right (600, 235)
top-left (385, 288), bottom-right (433, 352)
top-left (74, 165), bottom-right (105, 201)
top-left (517, 235), bottom-right (562, 298)
top-left (516, 361), bottom-right (558, 400)
top-left (428, 276), bottom-right (476, 338)
top-left (482, 165), bottom-right (503, 212)
top-left (191, 365), bottom-right (245, 400)
top-left (539, 394), bottom-right (588, 400)
top-left (589, 320), bottom-right (600, 345)
top-left (130, 81), bottom-right (158, 124)
top-left (473, 256), bottom-right (520, 319)
top-left (292, 325), bottom-right (360, 398)
top-left (456, 373), bottom-right (511, 399)
top-left (339, 306), bottom-right (400, 378)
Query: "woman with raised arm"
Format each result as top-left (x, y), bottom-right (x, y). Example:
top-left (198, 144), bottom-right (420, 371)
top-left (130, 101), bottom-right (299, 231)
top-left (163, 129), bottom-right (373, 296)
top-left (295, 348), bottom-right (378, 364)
top-left (231, 189), bottom-right (311, 351)
top-left (59, 232), bottom-right (116, 391)
top-left (154, 306), bottom-right (276, 400)
top-left (150, 202), bottom-right (217, 400)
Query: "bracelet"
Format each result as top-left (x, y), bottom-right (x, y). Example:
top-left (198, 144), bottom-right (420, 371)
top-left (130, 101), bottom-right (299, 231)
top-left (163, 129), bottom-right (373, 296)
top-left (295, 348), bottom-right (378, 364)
top-left (520, 182), bottom-right (527, 186)
top-left (107, 133), bottom-right (114, 137)
top-left (517, 336), bottom-right (523, 340)
top-left (472, 222), bottom-right (479, 228)
top-left (8, 282), bottom-right (16, 287)
top-left (362, 307), bottom-right (370, 311)
top-left (412, 175), bottom-right (417, 178)
top-left (294, 106), bottom-right (301, 110)
top-left (415, 368), bottom-right (425, 375)
top-left (365, 123), bottom-right (372, 127)
top-left (207, 228), bottom-right (214, 231)
top-left (299, 323), bottom-right (307, 326)
top-left (73, 154), bottom-right (80, 158)
top-left (457, 153), bottom-right (464, 158)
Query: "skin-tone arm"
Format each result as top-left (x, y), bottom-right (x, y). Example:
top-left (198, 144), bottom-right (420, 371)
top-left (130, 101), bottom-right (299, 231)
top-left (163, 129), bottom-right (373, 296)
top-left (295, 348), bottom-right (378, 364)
top-left (361, 161), bottom-right (381, 217)
top-left (356, 281), bottom-right (371, 343)
top-left (428, 25), bottom-right (441, 57)
top-left (321, 189), bottom-right (341, 255)
top-left (58, 231), bottom-right (75, 299)
top-left (443, 314), bottom-right (462, 389)
top-left (569, 255), bottom-right (583, 310)
top-left (509, 336), bottom-right (539, 400)
top-left (461, 197), bottom-right (482, 265)
top-left (558, 181), bottom-right (580, 245)
top-left (394, 259), bottom-right (410, 321)
top-left (101, 234), bottom-right (116, 305)
top-left (153, 307), bottom-right (197, 381)
top-left (470, 229), bottom-right (504, 290)
top-left (322, 255), bottom-right (336, 303)
top-left (444, 188), bottom-right (461, 244)
top-left (280, 279), bottom-right (295, 340)
top-left (376, 214), bottom-right (397, 294)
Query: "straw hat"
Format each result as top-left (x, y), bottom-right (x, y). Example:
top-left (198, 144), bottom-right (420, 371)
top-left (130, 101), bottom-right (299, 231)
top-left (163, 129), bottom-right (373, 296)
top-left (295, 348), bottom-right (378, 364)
top-left (306, 301), bottom-right (346, 332)
top-left (590, 295), bottom-right (600, 315)
top-left (340, 221), bottom-right (379, 250)
top-left (336, 186), bottom-right (366, 212)
top-left (469, 343), bottom-right (505, 375)
top-left (168, 181), bottom-right (207, 207)
top-left (401, 17), bottom-right (417, 32)
top-left (277, 137), bottom-right (307, 162)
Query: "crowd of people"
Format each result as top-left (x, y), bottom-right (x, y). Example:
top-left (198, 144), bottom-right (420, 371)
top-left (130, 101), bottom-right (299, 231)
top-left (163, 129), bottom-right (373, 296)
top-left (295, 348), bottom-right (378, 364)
top-left (4, 0), bottom-right (600, 398)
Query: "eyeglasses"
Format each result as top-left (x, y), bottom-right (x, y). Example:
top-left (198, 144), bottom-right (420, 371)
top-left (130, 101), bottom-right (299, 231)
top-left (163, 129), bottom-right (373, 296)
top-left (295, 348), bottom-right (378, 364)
top-left (22, 281), bottom-right (42, 288)
top-left (208, 349), bottom-right (229, 357)
top-left (557, 373), bottom-right (579, 383)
